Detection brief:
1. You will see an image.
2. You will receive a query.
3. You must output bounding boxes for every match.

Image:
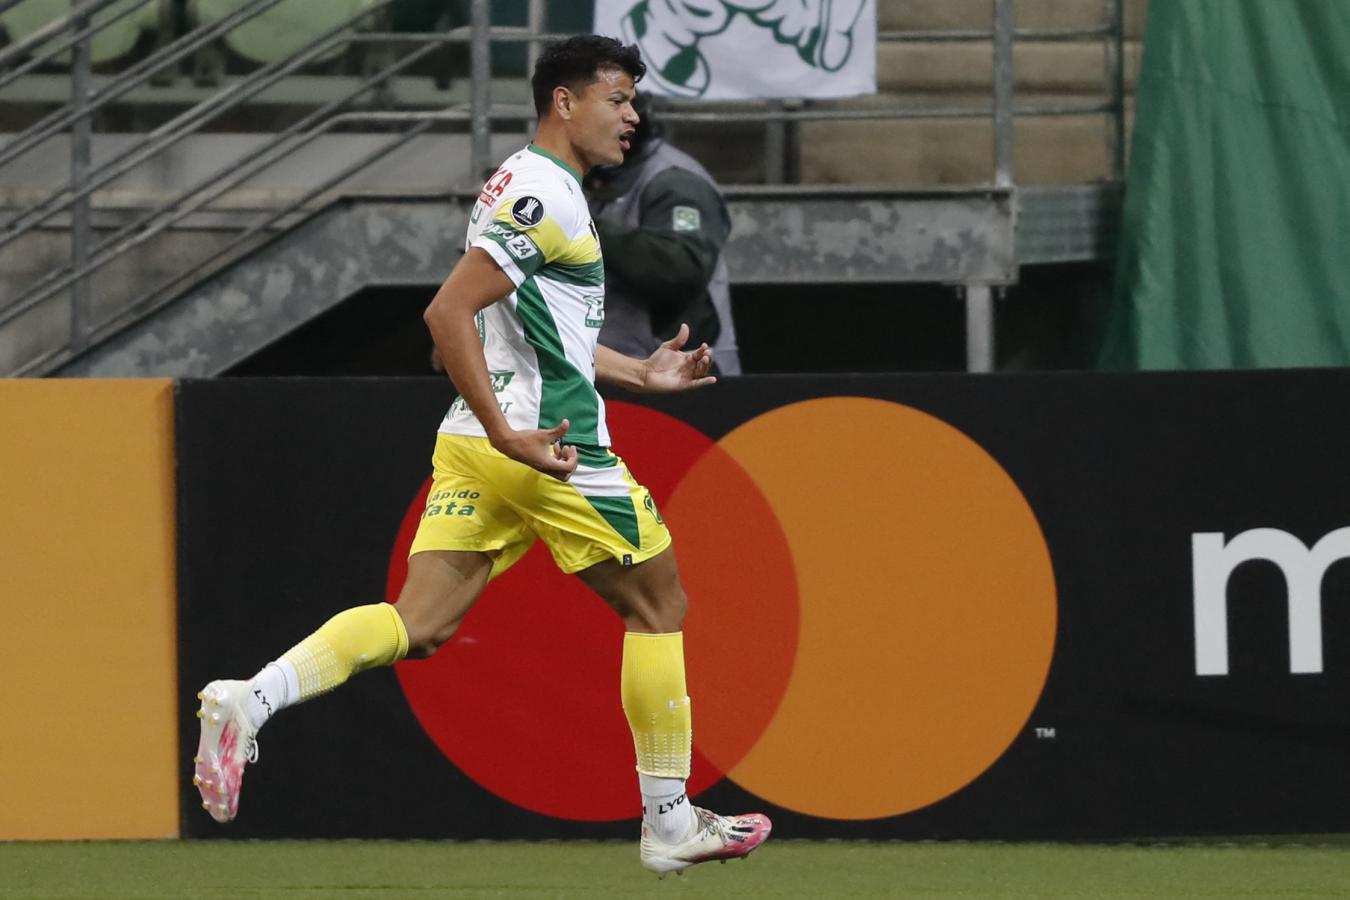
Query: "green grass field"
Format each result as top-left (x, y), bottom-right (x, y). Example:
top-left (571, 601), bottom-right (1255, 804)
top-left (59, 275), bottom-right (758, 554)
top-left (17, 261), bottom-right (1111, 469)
top-left (4, 839), bottom-right (1350, 899)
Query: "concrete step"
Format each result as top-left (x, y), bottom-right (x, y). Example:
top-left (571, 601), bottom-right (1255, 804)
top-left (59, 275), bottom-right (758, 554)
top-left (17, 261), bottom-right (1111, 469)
top-left (798, 98), bottom-right (1135, 185)
top-left (880, 0), bottom-right (1148, 39)
top-left (878, 39), bottom-right (1143, 94)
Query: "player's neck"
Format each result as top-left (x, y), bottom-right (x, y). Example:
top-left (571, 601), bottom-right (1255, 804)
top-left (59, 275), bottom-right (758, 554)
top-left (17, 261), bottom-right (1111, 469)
top-left (531, 123), bottom-right (587, 179)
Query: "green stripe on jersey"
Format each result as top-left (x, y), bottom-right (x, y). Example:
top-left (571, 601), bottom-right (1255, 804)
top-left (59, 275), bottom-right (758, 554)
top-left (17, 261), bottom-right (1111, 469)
top-left (575, 445), bottom-right (617, 468)
top-left (544, 258), bottom-right (605, 287)
top-left (586, 495), bottom-right (641, 549)
top-left (514, 277), bottom-right (601, 444)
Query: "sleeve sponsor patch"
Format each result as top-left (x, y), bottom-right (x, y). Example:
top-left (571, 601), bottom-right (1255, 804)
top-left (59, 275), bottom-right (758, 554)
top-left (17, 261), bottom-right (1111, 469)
top-left (480, 221), bottom-right (538, 260)
top-left (505, 234), bottom-right (537, 260)
top-left (672, 206), bottom-right (701, 232)
top-left (511, 196), bottom-right (546, 228)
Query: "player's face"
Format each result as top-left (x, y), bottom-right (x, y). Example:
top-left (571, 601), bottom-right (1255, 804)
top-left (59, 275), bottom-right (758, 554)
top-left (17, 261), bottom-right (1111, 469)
top-left (568, 68), bottom-right (639, 169)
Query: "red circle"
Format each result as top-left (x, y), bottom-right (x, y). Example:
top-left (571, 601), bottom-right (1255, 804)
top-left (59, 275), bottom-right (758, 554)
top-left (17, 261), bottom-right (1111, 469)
top-left (385, 403), bottom-right (797, 821)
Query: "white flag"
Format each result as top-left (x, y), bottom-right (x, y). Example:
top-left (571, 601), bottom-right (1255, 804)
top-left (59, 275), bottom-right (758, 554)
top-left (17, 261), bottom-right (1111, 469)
top-left (593, 0), bottom-right (877, 100)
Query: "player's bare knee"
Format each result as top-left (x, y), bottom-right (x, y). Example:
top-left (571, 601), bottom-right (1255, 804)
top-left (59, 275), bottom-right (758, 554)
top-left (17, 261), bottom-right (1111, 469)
top-left (625, 584), bottom-right (687, 634)
top-left (660, 585), bottom-right (688, 631)
top-left (404, 614), bottom-right (461, 658)
top-left (394, 593), bottom-right (465, 657)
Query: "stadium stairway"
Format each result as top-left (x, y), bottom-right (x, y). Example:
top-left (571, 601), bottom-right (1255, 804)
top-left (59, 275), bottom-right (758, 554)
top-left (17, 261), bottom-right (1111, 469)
top-left (0, 0), bottom-right (1142, 376)
top-left (52, 181), bottom-right (1100, 376)
top-left (798, 0), bottom-right (1146, 185)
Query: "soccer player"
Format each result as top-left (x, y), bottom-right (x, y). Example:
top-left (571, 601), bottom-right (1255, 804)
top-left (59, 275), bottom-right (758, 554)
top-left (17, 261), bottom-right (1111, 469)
top-left (192, 34), bottom-right (771, 876)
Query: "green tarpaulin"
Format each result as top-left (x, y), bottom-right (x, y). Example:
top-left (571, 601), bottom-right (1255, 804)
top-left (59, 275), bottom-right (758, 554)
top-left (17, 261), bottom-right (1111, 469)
top-left (1099, 0), bottom-right (1350, 369)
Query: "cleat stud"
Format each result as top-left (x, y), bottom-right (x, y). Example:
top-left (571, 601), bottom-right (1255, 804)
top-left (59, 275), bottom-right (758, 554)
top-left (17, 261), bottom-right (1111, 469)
top-left (216, 803), bottom-right (227, 813)
top-left (211, 698), bottom-right (220, 706)
top-left (196, 692), bottom-right (204, 700)
top-left (210, 713), bottom-right (221, 724)
top-left (202, 802), bottom-right (211, 810)
top-left (196, 710), bottom-right (204, 719)
top-left (212, 765), bottom-right (219, 774)
top-left (192, 774), bottom-right (203, 786)
top-left (193, 756), bottom-right (202, 764)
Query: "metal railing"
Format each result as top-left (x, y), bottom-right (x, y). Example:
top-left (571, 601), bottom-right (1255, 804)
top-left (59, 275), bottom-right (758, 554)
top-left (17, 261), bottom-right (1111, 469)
top-left (0, 0), bottom-right (1129, 375)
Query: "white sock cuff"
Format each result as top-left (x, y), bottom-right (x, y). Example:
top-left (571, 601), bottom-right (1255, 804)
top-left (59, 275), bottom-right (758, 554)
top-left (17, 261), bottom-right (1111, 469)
top-left (268, 659), bottom-right (300, 706)
top-left (639, 773), bottom-right (686, 799)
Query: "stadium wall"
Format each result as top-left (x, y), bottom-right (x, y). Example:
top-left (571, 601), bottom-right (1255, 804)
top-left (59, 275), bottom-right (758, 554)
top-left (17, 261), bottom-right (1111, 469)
top-left (6, 374), bottom-right (1348, 841)
top-left (175, 374), bottom-right (1350, 841)
top-left (0, 380), bottom-right (177, 840)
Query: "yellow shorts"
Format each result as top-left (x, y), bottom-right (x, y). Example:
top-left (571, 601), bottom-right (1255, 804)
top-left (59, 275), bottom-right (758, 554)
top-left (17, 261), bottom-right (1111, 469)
top-left (409, 433), bottom-right (672, 578)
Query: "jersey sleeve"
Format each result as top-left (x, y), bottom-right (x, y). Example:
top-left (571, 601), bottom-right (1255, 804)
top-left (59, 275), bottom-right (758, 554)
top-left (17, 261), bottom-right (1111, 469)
top-left (471, 178), bottom-right (583, 287)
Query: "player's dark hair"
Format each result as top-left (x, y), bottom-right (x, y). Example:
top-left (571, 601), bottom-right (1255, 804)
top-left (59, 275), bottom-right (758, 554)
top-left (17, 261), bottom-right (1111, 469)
top-left (531, 34), bottom-right (646, 118)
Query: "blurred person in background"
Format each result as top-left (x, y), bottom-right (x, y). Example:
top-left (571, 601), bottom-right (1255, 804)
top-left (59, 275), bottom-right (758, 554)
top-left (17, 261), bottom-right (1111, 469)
top-left (585, 92), bottom-right (741, 375)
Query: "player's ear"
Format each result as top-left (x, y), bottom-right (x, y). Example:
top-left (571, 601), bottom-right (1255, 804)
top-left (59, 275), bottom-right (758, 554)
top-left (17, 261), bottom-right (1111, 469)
top-left (553, 85), bottom-right (574, 121)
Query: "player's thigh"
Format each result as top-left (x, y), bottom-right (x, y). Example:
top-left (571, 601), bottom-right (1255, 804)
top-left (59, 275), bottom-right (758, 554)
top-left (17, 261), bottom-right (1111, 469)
top-left (398, 434), bottom-right (539, 651)
top-left (395, 549), bottom-right (493, 654)
top-left (525, 454), bottom-right (672, 576)
top-left (575, 543), bottom-right (687, 634)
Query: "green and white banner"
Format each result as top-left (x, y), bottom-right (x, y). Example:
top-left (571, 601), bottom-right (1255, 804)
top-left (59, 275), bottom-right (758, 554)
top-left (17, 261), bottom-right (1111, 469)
top-left (594, 0), bottom-right (876, 100)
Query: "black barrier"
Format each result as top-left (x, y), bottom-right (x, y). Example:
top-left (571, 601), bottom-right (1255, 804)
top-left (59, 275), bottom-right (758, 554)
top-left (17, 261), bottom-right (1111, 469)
top-left (177, 372), bottom-right (1350, 839)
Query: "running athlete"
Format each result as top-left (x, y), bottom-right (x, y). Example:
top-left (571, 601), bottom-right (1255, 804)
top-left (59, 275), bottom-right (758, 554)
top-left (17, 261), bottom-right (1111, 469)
top-left (192, 34), bottom-right (771, 876)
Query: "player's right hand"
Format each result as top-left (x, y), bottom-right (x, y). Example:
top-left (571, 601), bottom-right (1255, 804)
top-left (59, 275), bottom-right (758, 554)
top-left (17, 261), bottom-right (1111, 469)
top-left (492, 419), bottom-right (579, 481)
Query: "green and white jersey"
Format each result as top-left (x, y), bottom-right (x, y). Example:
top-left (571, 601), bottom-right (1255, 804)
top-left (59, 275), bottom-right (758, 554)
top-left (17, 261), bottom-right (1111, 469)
top-left (440, 144), bottom-right (612, 459)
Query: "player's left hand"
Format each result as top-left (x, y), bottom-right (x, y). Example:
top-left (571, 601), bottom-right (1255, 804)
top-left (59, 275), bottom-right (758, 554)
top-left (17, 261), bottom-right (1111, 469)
top-left (639, 323), bottom-right (717, 393)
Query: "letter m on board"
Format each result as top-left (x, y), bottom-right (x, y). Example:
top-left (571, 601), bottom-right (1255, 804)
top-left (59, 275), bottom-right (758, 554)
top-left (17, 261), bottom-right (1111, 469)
top-left (1192, 527), bottom-right (1350, 676)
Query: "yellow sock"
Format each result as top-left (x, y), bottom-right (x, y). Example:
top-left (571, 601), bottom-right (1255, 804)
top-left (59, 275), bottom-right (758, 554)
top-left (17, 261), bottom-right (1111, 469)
top-left (621, 632), bottom-right (692, 779)
top-left (280, 603), bottom-right (409, 702)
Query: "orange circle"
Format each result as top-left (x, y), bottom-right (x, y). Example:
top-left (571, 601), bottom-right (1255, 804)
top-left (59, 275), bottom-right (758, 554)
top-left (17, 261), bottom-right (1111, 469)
top-left (671, 397), bottom-right (1057, 819)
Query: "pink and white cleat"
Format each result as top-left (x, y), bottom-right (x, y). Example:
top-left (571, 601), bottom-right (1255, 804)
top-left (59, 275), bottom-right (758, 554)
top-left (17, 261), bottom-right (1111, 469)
top-left (192, 680), bottom-right (258, 823)
top-left (639, 806), bottom-right (772, 875)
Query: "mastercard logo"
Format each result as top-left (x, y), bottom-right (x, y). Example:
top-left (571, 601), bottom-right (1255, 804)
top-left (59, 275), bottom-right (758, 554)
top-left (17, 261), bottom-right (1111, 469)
top-left (386, 397), bottom-right (1057, 822)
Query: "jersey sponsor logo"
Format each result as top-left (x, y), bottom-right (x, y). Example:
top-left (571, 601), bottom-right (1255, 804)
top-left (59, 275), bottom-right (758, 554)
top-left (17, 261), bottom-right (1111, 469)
top-left (429, 489), bottom-right (482, 501)
top-left (481, 222), bottom-right (520, 241)
top-left (478, 168), bottom-right (513, 207)
top-left (422, 497), bottom-right (478, 519)
top-left (583, 293), bottom-right (605, 328)
top-left (511, 196), bottom-right (545, 228)
top-left (506, 234), bottom-right (537, 260)
top-left (450, 396), bottom-right (514, 417)
top-left (474, 168), bottom-right (514, 223)
top-left (672, 205), bottom-right (701, 232)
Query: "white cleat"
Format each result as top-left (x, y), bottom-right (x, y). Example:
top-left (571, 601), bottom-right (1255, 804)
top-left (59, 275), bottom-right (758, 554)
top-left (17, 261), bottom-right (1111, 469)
top-left (192, 680), bottom-right (258, 823)
top-left (640, 806), bottom-right (772, 875)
